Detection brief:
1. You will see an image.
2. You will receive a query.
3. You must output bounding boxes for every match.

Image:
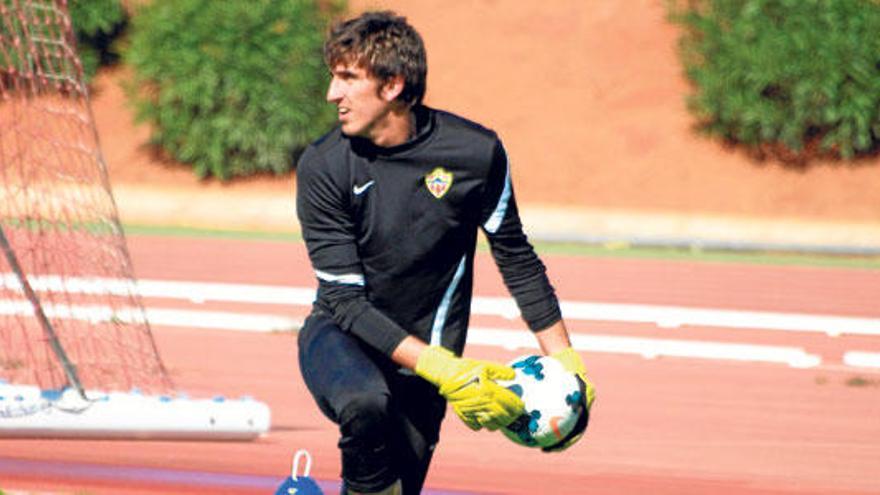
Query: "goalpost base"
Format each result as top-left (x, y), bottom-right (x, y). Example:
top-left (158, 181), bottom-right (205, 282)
top-left (0, 382), bottom-right (270, 441)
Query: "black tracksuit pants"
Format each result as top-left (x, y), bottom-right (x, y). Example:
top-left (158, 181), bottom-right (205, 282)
top-left (298, 313), bottom-right (447, 494)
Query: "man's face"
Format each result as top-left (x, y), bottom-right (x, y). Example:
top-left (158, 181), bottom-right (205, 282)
top-left (326, 62), bottom-right (394, 140)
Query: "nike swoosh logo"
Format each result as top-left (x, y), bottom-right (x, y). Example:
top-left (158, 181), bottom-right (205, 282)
top-left (353, 180), bottom-right (375, 195)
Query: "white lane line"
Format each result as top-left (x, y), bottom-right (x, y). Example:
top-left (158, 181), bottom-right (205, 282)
top-left (147, 308), bottom-right (302, 332)
top-left (0, 274), bottom-right (316, 305)
top-left (0, 300), bottom-right (301, 333)
top-left (0, 299), bottom-right (822, 368)
top-left (474, 296), bottom-right (880, 336)
top-left (0, 300), bottom-right (147, 324)
top-left (559, 301), bottom-right (880, 337)
top-left (3, 274), bottom-right (880, 337)
top-left (842, 351), bottom-right (880, 369)
top-left (466, 327), bottom-right (822, 368)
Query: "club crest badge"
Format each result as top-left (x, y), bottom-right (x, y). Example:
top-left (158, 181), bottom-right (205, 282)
top-left (425, 167), bottom-right (453, 199)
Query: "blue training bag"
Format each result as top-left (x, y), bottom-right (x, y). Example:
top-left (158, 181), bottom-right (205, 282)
top-left (274, 449), bottom-right (324, 495)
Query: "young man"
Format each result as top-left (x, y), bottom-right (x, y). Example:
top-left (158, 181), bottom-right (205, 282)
top-left (296, 11), bottom-right (595, 495)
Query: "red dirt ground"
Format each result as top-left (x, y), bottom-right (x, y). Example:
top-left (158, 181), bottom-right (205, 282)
top-left (2, 236), bottom-right (879, 494)
top-left (95, 0), bottom-right (880, 225)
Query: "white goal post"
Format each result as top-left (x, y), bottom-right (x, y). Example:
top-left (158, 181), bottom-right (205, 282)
top-left (0, 0), bottom-right (270, 440)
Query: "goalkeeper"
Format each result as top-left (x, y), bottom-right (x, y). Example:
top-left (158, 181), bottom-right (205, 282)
top-left (295, 10), bottom-right (596, 495)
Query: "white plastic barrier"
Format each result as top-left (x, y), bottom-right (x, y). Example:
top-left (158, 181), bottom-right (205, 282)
top-left (0, 382), bottom-right (270, 440)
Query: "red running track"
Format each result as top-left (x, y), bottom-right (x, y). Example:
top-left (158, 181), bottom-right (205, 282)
top-left (1, 235), bottom-right (879, 494)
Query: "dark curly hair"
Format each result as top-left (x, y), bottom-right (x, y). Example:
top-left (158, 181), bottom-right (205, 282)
top-left (324, 11), bottom-right (427, 106)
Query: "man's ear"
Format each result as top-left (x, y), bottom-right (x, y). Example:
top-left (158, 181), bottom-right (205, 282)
top-left (380, 75), bottom-right (405, 102)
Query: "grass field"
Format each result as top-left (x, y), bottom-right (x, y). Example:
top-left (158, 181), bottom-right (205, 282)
top-left (123, 223), bottom-right (880, 271)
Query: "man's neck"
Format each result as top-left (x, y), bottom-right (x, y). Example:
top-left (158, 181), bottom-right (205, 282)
top-left (370, 107), bottom-right (415, 148)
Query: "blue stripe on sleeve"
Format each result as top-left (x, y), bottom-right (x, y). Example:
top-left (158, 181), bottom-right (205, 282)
top-left (430, 255), bottom-right (467, 346)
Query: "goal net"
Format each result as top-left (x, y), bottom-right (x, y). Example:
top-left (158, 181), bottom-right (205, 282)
top-left (0, 0), bottom-right (269, 439)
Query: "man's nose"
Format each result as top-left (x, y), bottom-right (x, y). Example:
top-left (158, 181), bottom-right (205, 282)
top-left (326, 77), bottom-right (343, 103)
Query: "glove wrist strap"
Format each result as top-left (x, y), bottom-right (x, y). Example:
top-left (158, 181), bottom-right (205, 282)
top-left (551, 347), bottom-right (586, 375)
top-left (414, 346), bottom-right (456, 387)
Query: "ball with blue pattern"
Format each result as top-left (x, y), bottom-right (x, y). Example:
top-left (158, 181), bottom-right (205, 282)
top-left (497, 354), bottom-right (585, 449)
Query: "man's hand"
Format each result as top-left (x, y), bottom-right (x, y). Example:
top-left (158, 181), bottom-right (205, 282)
top-left (543, 347), bottom-right (595, 452)
top-left (415, 346), bottom-right (524, 431)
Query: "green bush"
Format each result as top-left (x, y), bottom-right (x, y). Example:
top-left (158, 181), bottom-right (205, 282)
top-left (70, 0), bottom-right (128, 81)
top-left (125, 0), bottom-right (339, 180)
top-left (670, 0), bottom-right (880, 160)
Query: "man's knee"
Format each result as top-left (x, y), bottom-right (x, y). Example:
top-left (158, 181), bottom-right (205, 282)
top-left (338, 391), bottom-right (392, 440)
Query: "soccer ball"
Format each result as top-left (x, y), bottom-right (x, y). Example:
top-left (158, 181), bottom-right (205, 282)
top-left (497, 354), bottom-right (585, 449)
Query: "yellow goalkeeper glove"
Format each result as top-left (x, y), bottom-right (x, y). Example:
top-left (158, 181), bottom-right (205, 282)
top-left (543, 347), bottom-right (595, 452)
top-left (552, 347), bottom-right (595, 409)
top-left (415, 346), bottom-right (525, 431)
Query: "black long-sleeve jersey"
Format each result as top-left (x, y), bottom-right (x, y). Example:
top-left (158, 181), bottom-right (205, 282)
top-left (296, 105), bottom-right (562, 357)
